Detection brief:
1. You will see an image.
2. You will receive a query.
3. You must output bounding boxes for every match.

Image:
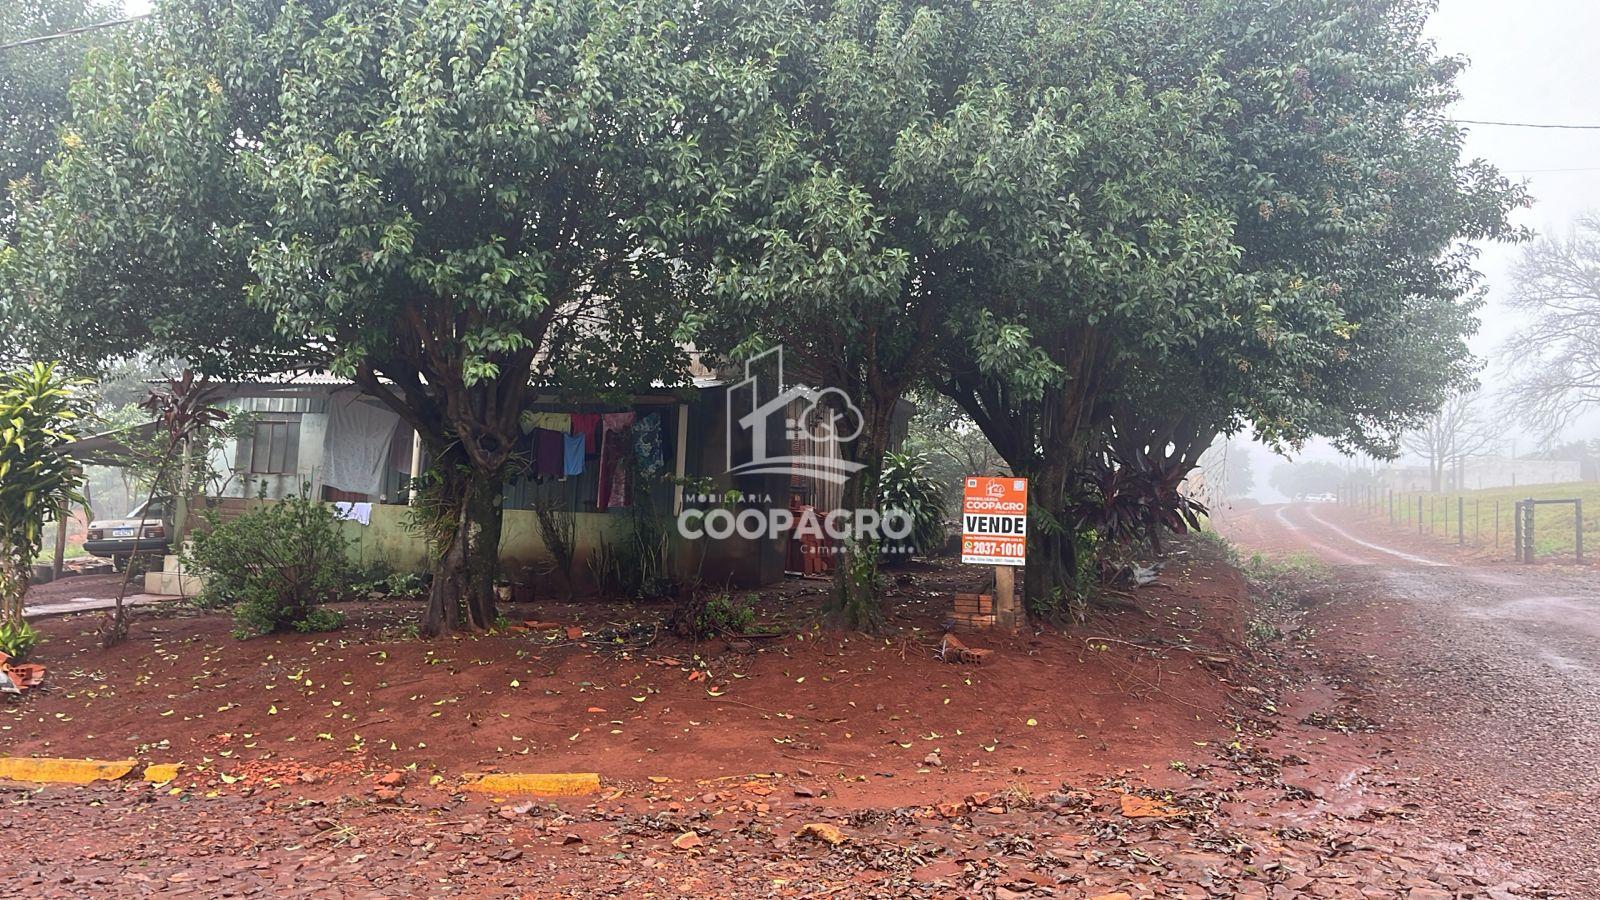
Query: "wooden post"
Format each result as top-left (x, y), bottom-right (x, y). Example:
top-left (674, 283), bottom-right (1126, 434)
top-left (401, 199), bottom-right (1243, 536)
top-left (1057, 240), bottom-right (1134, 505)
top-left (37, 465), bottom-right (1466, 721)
top-left (1523, 498), bottom-right (1536, 563)
top-left (1457, 496), bottom-right (1464, 546)
top-left (52, 512), bottom-right (68, 579)
top-left (1513, 501), bottom-right (1522, 562)
top-left (1575, 498), bottom-right (1584, 564)
top-left (993, 565), bottom-right (1018, 631)
top-left (1417, 496), bottom-right (1423, 534)
top-left (672, 403), bottom-right (689, 515)
top-left (407, 429), bottom-right (424, 505)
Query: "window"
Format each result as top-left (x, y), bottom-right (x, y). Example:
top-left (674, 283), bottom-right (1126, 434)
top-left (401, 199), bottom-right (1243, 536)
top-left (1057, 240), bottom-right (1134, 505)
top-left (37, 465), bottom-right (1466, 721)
top-left (239, 420), bottom-right (301, 475)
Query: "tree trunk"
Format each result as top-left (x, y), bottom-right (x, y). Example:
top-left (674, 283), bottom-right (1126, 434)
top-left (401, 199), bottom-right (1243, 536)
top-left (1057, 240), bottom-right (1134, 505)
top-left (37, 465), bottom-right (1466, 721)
top-left (1020, 451), bottom-right (1079, 618)
top-left (422, 468), bottom-right (504, 636)
top-left (831, 404), bottom-right (893, 632)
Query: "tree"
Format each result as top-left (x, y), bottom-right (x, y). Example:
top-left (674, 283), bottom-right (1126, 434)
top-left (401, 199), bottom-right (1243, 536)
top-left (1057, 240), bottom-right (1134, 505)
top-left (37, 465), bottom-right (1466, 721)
top-left (0, 0), bottom-right (123, 249)
top-left (938, 0), bottom-right (1525, 613)
top-left (1268, 460), bottom-right (1354, 500)
top-left (1401, 392), bottom-right (1500, 492)
top-left (0, 362), bottom-right (85, 625)
top-left (1196, 438), bottom-right (1254, 502)
top-left (680, 0), bottom-right (1039, 629)
top-left (2, 0), bottom-right (313, 375)
top-left (8, 0), bottom-right (739, 634)
top-left (1502, 213), bottom-right (1600, 439)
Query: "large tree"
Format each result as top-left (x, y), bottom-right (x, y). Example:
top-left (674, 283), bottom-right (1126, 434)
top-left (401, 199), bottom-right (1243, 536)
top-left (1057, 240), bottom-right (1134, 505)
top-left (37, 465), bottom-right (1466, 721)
top-left (1502, 213), bottom-right (1600, 440)
top-left (1400, 391), bottom-right (1499, 492)
top-left (0, 0), bottom-right (123, 247)
top-left (5, 0), bottom-right (739, 634)
top-left (939, 0), bottom-right (1525, 613)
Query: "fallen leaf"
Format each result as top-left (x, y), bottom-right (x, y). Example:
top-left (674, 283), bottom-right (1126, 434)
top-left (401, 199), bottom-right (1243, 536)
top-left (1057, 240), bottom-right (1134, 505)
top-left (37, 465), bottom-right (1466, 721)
top-left (798, 823), bottom-right (848, 846)
top-left (1119, 793), bottom-right (1186, 819)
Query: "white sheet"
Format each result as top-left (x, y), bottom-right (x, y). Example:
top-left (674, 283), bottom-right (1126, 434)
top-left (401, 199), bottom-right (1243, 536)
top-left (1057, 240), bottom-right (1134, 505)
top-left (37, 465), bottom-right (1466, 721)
top-left (322, 395), bottom-right (401, 497)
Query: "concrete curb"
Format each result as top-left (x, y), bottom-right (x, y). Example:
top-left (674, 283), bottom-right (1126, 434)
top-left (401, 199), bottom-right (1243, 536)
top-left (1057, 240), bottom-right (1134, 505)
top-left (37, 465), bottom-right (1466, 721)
top-left (461, 772), bottom-right (601, 796)
top-left (0, 757), bottom-right (138, 785)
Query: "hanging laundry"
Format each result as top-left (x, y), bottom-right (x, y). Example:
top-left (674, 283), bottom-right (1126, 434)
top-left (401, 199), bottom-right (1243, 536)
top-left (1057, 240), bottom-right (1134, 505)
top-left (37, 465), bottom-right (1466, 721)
top-left (570, 412), bottom-right (602, 451)
top-left (332, 501), bottom-right (373, 526)
top-left (563, 433), bottom-right (586, 476)
top-left (520, 411), bottom-right (572, 434)
top-left (597, 412), bottom-right (636, 510)
top-left (534, 428), bottom-right (565, 478)
top-left (634, 411), bottom-right (664, 476)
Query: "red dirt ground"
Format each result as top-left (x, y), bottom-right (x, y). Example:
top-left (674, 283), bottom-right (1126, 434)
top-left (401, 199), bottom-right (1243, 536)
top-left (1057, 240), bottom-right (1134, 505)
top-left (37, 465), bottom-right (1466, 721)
top-left (4, 557), bottom-right (1242, 807)
top-left (2, 545), bottom-right (1520, 897)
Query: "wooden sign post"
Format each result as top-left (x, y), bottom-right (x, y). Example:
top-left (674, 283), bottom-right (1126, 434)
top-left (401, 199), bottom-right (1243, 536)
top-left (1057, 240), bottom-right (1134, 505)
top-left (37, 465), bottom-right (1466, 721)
top-left (961, 477), bottom-right (1028, 629)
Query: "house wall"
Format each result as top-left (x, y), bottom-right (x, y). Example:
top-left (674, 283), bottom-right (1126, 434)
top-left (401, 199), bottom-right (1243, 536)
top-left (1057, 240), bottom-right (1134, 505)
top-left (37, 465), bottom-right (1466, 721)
top-left (201, 385), bottom-right (797, 593)
top-left (211, 406), bottom-right (331, 501)
top-left (337, 503), bottom-right (631, 590)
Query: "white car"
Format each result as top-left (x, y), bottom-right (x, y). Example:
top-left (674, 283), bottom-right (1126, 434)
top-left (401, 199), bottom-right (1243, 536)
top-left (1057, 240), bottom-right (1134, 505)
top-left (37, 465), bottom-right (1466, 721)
top-left (1305, 492), bottom-right (1338, 503)
top-left (84, 497), bottom-right (172, 564)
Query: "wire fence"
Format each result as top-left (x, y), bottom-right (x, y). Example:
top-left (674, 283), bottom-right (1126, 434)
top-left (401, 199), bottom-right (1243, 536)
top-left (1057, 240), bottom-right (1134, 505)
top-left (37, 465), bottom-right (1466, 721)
top-left (1335, 484), bottom-right (1594, 563)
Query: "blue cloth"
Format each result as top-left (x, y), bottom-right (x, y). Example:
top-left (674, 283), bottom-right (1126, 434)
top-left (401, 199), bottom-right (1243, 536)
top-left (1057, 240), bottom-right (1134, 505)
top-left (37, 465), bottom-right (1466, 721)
top-left (563, 433), bottom-right (586, 476)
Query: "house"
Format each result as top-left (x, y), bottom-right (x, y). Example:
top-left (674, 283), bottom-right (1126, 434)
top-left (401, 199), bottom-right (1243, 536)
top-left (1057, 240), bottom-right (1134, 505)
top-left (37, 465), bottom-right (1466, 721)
top-left (134, 362), bottom-right (907, 596)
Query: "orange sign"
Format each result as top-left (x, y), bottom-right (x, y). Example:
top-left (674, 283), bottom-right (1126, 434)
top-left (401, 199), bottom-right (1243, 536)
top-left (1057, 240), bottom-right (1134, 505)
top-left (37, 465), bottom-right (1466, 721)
top-left (961, 477), bottom-right (1028, 566)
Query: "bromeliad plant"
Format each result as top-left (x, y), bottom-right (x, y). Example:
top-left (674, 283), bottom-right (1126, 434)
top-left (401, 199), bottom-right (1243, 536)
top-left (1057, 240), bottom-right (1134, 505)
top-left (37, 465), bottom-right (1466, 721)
top-left (878, 451), bottom-right (948, 559)
top-left (0, 363), bottom-right (86, 628)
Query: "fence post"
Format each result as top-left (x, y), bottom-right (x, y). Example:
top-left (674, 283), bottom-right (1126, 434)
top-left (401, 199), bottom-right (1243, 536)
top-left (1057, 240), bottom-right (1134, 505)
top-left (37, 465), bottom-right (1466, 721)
top-left (1417, 496), bottom-right (1423, 535)
top-left (1494, 499), bottom-right (1500, 549)
top-left (1458, 496), bottom-right (1465, 546)
top-left (1524, 498), bottom-right (1536, 564)
top-left (1513, 501), bottom-right (1522, 561)
top-left (1576, 498), bottom-right (1584, 564)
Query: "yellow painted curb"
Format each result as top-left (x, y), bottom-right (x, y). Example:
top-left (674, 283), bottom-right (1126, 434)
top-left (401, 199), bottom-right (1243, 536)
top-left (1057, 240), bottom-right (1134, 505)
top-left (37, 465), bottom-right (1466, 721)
top-left (143, 763), bottom-right (182, 783)
top-left (0, 757), bottom-right (137, 785)
top-left (462, 772), bottom-right (601, 796)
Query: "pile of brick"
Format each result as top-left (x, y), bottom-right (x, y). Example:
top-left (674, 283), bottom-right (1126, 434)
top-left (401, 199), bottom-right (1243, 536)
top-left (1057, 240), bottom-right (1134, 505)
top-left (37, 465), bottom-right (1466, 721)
top-left (0, 651), bottom-right (45, 696)
top-left (950, 592), bottom-right (996, 630)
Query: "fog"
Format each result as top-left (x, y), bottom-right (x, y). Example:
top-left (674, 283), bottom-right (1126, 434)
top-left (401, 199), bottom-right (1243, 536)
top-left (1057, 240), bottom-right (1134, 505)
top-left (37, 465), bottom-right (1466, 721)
top-left (1240, 0), bottom-right (1600, 500)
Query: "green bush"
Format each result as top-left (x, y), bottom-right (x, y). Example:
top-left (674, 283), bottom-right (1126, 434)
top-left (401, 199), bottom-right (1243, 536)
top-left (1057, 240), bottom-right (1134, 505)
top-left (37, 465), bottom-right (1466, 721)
top-left (0, 618), bottom-right (41, 663)
top-left (879, 451), bottom-right (948, 558)
top-left (185, 491), bottom-right (351, 637)
top-left (699, 592), bottom-right (756, 636)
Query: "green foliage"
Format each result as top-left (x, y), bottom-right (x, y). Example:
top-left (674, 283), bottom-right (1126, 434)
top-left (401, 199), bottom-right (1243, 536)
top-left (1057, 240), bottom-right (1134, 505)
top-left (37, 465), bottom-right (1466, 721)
top-left (185, 491), bottom-right (351, 638)
top-left (0, 0), bottom-right (122, 251)
top-left (0, 618), bottom-right (41, 663)
top-left (694, 592), bottom-right (756, 639)
top-left (878, 451), bottom-right (948, 558)
top-left (0, 362), bottom-right (86, 623)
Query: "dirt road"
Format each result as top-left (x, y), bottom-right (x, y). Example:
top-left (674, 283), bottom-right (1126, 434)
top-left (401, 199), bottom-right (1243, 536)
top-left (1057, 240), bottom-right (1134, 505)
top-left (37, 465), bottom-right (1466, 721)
top-left (1223, 502), bottom-right (1600, 896)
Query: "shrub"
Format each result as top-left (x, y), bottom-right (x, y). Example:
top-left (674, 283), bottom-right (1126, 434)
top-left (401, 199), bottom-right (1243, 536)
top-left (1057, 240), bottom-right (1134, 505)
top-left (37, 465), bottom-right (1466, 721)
top-left (0, 363), bottom-right (86, 627)
top-left (671, 591), bottom-right (757, 640)
top-left (185, 490), bottom-right (351, 637)
top-left (879, 451), bottom-right (948, 558)
top-left (0, 618), bottom-right (41, 663)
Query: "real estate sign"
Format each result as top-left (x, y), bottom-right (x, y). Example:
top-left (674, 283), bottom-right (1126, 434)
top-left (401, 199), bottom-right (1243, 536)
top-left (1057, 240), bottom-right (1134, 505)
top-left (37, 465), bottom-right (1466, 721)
top-left (961, 477), bottom-right (1028, 566)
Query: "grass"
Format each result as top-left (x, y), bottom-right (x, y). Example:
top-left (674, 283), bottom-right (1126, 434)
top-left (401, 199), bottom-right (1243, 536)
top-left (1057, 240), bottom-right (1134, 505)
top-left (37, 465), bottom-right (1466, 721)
top-left (1349, 481), bottom-right (1600, 560)
top-left (32, 544), bottom-right (87, 565)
